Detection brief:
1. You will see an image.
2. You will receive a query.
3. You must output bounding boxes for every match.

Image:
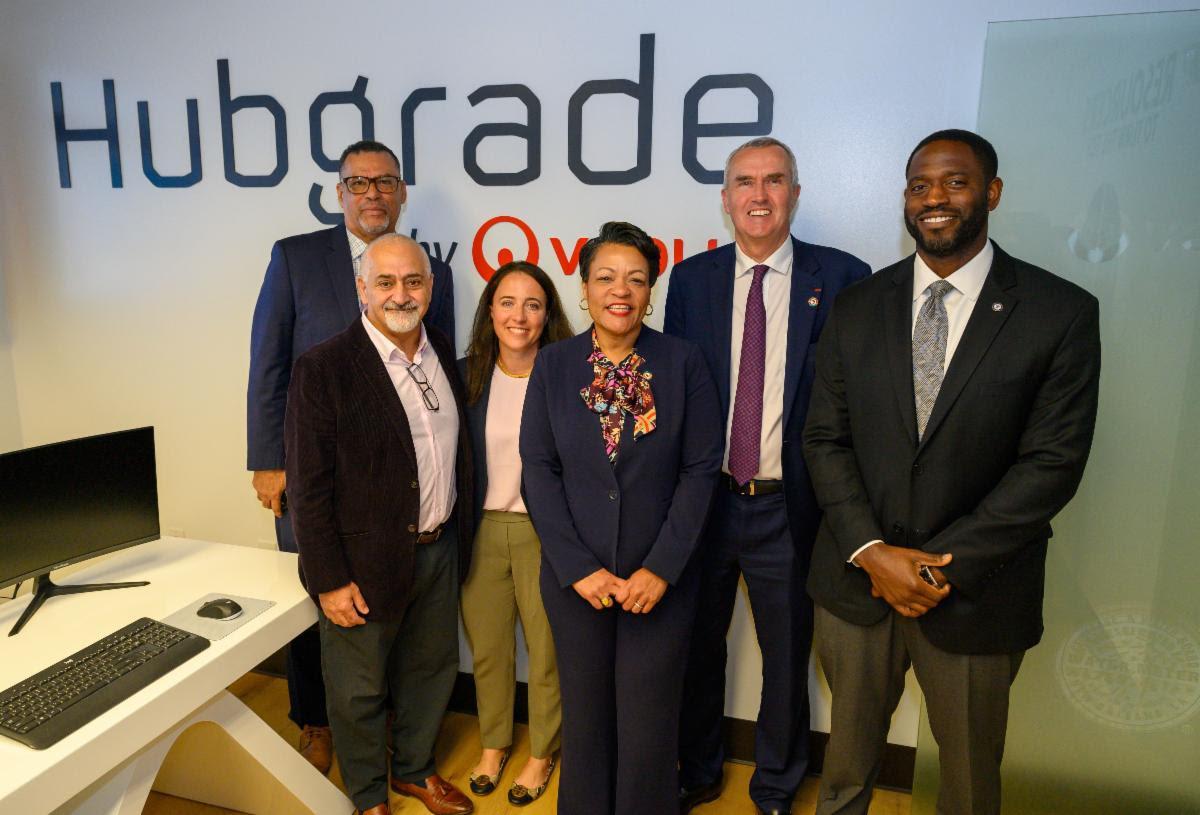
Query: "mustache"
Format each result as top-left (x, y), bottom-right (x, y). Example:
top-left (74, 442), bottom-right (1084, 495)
top-left (383, 302), bottom-right (419, 312)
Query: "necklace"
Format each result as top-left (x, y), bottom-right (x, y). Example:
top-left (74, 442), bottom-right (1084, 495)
top-left (497, 357), bottom-right (532, 379)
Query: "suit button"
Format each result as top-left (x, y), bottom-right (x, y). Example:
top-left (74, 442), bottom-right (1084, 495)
top-left (608, 491), bottom-right (617, 501)
top-left (912, 463), bottom-right (923, 475)
top-left (407, 524), bottom-right (416, 533)
top-left (892, 523), bottom-right (904, 534)
top-left (410, 481), bottom-right (418, 489)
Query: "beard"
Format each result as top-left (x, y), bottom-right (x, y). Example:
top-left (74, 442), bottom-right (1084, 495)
top-left (383, 304), bottom-right (421, 334)
top-left (905, 197), bottom-right (988, 258)
top-left (357, 216), bottom-right (392, 238)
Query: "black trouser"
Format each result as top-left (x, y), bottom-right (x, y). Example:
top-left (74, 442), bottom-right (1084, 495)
top-left (542, 558), bottom-right (700, 815)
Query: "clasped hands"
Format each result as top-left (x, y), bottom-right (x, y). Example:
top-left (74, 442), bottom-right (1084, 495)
top-left (573, 567), bottom-right (666, 614)
top-left (854, 543), bottom-right (952, 618)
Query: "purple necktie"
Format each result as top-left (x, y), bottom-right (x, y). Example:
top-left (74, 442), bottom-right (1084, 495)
top-left (728, 264), bottom-right (768, 485)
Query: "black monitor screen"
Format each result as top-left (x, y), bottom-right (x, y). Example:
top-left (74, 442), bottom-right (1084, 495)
top-left (0, 427), bottom-right (159, 589)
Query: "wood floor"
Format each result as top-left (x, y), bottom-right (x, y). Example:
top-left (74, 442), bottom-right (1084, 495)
top-left (143, 673), bottom-right (910, 814)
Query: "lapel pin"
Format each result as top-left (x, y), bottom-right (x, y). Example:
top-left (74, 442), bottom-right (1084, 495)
top-left (992, 302), bottom-right (1004, 312)
top-left (807, 296), bottom-right (820, 308)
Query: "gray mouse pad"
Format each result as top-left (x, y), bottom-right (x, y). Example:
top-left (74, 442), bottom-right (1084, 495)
top-left (161, 593), bottom-right (275, 641)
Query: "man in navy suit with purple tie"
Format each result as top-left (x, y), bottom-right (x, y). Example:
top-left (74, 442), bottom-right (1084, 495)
top-left (665, 137), bottom-right (869, 815)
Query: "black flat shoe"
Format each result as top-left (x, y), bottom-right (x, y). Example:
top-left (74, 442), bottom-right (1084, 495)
top-left (507, 756), bottom-right (557, 807)
top-left (468, 749), bottom-right (510, 796)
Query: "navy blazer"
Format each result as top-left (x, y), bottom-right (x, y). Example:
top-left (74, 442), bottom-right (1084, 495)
top-left (285, 317), bottom-right (472, 620)
top-left (247, 225), bottom-right (455, 470)
top-left (520, 328), bottom-right (724, 589)
top-left (663, 237), bottom-right (870, 546)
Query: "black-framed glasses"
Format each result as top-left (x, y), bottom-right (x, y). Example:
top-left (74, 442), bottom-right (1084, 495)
top-left (405, 362), bottom-right (440, 411)
top-left (340, 175), bottom-right (402, 194)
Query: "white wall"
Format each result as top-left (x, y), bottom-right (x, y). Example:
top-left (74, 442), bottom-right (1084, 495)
top-left (0, 161), bottom-right (21, 452)
top-left (1, 0), bottom-right (1187, 748)
top-left (0, 261), bottom-right (19, 454)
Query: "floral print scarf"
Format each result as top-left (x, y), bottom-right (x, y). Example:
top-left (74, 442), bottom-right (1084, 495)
top-left (580, 330), bottom-right (657, 464)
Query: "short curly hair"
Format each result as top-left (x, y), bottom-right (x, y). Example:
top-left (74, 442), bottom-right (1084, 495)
top-left (577, 221), bottom-right (662, 287)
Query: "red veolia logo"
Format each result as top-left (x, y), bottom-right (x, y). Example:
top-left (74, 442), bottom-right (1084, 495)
top-left (472, 214), bottom-right (719, 281)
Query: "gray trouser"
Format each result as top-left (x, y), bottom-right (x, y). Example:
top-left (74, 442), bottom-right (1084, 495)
top-left (814, 605), bottom-right (1024, 815)
top-left (318, 530), bottom-right (459, 812)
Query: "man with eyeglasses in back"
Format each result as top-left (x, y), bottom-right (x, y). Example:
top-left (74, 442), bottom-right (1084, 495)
top-left (286, 233), bottom-right (474, 815)
top-left (247, 140), bottom-right (455, 776)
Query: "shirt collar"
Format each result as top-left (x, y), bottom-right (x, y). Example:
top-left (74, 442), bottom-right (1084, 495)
top-left (360, 312), bottom-right (428, 366)
top-left (734, 236), bottom-right (794, 279)
top-left (912, 239), bottom-right (994, 304)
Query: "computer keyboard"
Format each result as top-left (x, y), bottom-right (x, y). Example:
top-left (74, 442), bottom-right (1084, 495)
top-left (0, 617), bottom-right (209, 749)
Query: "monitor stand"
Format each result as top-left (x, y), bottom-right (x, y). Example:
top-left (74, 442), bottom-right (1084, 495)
top-left (8, 572), bottom-right (150, 636)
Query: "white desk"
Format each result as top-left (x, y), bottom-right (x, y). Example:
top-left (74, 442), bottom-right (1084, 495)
top-left (0, 537), bottom-right (354, 815)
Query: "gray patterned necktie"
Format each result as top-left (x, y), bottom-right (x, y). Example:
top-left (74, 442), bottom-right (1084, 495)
top-left (913, 279), bottom-right (954, 440)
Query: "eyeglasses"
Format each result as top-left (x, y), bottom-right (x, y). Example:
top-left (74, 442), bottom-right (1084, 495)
top-left (405, 362), bottom-right (440, 411)
top-left (340, 175), bottom-right (402, 195)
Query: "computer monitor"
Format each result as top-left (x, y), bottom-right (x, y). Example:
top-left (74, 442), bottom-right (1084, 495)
top-left (0, 427), bottom-right (160, 636)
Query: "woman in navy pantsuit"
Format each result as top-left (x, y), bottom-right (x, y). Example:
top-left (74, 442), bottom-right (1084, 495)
top-left (520, 222), bottom-right (724, 814)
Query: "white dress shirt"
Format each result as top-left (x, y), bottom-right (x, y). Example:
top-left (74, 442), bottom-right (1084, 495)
top-left (723, 238), bottom-right (793, 480)
top-left (360, 314), bottom-right (459, 532)
top-left (910, 240), bottom-right (993, 369)
top-left (850, 240), bottom-right (995, 564)
top-left (348, 229), bottom-right (369, 308)
top-left (348, 229), bottom-right (369, 277)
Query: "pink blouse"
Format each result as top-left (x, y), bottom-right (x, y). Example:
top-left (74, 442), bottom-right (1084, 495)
top-left (482, 364), bottom-right (530, 513)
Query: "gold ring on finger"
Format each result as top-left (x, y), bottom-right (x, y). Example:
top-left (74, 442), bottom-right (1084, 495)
top-left (600, 595), bottom-right (612, 608)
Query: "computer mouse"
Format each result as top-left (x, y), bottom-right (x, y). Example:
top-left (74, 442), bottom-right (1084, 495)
top-left (197, 598), bottom-right (243, 621)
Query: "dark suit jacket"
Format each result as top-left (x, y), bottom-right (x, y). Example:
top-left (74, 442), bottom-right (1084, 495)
top-left (283, 317), bottom-right (472, 621)
top-left (663, 237), bottom-right (870, 547)
top-left (803, 242), bottom-right (1101, 654)
top-left (248, 225), bottom-right (455, 471)
top-left (520, 328), bottom-right (724, 588)
top-left (456, 357), bottom-right (496, 537)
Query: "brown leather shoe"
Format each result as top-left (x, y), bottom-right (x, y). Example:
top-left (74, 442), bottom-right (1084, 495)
top-left (298, 724), bottom-right (333, 775)
top-left (357, 805), bottom-right (390, 815)
top-left (390, 774), bottom-right (474, 814)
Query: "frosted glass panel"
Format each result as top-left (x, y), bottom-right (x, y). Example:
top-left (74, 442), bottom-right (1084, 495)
top-left (913, 11), bottom-right (1200, 814)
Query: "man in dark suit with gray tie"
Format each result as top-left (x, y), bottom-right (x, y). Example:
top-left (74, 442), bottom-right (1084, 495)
top-left (803, 130), bottom-right (1101, 814)
top-left (666, 137), bottom-right (869, 815)
top-left (247, 140), bottom-right (454, 773)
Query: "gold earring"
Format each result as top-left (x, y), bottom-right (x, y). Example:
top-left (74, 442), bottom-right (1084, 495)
top-left (579, 298), bottom-right (589, 311)
top-left (646, 304), bottom-right (655, 316)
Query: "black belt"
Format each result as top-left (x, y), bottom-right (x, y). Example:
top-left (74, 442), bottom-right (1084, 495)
top-left (722, 473), bottom-right (784, 497)
top-left (416, 524), bottom-right (444, 544)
